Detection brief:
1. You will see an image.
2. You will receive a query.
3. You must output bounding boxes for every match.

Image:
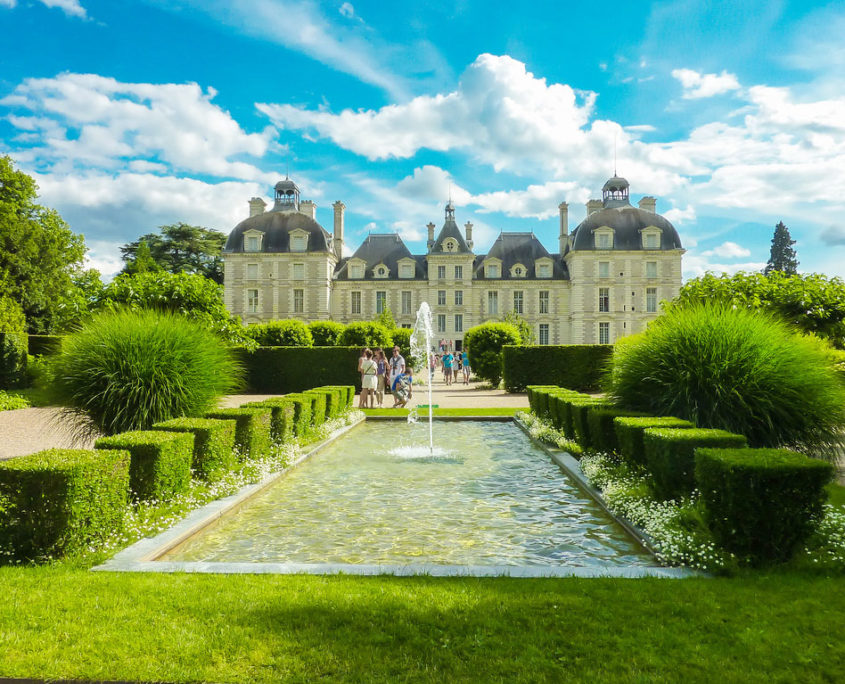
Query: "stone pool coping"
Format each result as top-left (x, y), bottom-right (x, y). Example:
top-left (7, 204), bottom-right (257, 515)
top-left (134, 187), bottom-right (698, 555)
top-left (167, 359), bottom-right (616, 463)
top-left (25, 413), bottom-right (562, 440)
top-left (93, 415), bottom-right (698, 579)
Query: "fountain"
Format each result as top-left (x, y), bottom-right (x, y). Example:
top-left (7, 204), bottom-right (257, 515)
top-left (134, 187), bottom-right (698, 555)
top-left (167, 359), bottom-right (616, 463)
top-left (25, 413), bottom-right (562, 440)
top-left (409, 302), bottom-right (435, 455)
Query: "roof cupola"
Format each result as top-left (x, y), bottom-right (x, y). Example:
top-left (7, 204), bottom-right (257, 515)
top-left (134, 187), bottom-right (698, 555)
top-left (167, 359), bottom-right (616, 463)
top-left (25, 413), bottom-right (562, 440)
top-left (274, 177), bottom-right (300, 212)
top-left (602, 176), bottom-right (630, 208)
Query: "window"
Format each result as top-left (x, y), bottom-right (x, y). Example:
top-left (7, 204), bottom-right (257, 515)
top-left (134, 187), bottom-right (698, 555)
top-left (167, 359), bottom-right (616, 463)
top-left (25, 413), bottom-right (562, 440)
top-left (513, 265), bottom-right (525, 277)
top-left (539, 290), bottom-right (549, 314)
top-left (349, 263), bottom-right (363, 279)
top-left (351, 291), bottom-right (361, 314)
top-left (438, 290), bottom-right (446, 306)
top-left (375, 266), bottom-right (389, 278)
top-left (538, 263), bottom-right (551, 278)
top-left (646, 287), bottom-right (657, 313)
top-left (246, 235), bottom-right (260, 252)
top-left (401, 291), bottom-right (412, 315)
top-left (293, 289), bottom-right (304, 313)
top-left (646, 261), bottom-right (658, 278)
top-left (455, 290), bottom-right (463, 306)
top-left (598, 261), bottom-right (610, 278)
top-left (454, 314), bottom-right (463, 332)
top-left (292, 263), bottom-right (304, 280)
top-left (376, 291), bottom-right (387, 314)
top-left (437, 314), bottom-right (446, 333)
top-left (487, 291), bottom-right (498, 315)
top-left (437, 265), bottom-right (446, 279)
top-left (246, 263), bottom-right (258, 280)
top-left (596, 233), bottom-right (612, 249)
top-left (513, 291), bottom-right (524, 314)
top-left (291, 234), bottom-right (307, 252)
top-left (487, 263), bottom-right (499, 278)
top-left (444, 238), bottom-right (457, 252)
top-left (400, 263), bottom-right (414, 278)
top-left (645, 233), bottom-right (659, 249)
top-left (247, 288), bottom-right (259, 313)
top-left (599, 322), bottom-right (610, 345)
top-left (598, 287), bottom-right (610, 313)
top-left (539, 324), bottom-right (549, 345)
top-left (455, 265), bottom-right (463, 279)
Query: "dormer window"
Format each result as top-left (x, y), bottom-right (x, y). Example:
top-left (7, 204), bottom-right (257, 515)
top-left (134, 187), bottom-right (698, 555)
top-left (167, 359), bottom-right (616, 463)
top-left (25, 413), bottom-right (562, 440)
top-left (290, 232), bottom-right (307, 252)
top-left (511, 263), bottom-right (526, 278)
top-left (399, 262), bottom-right (415, 279)
top-left (374, 265), bottom-right (389, 278)
top-left (349, 261), bottom-right (364, 279)
top-left (487, 263), bottom-right (500, 278)
top-left (537, 263), bottom-right (551, 278)
top-left (642, 229), bottom-right (661, 250)
top-left (594, 228), bottom-right (614, 250)
top-left (443, 238), bottom-right (458, 252)
top-left (244, 230), bottom-right (263, 252)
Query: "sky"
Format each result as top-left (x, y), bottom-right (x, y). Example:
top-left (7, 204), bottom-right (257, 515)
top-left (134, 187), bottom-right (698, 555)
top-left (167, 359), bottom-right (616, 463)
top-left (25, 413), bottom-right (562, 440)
top-left (1, 0), bottom-right (845, 281)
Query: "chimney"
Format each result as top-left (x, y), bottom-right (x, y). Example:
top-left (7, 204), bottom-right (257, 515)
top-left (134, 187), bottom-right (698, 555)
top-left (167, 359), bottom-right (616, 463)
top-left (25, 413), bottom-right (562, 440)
top-left (558, 202), bottom-right (569, 254)
top-left (300, 199), bottom-right (317, 219)
top-left (638, 196), bottom-right (657, 213)
top-left (248, 197), bottom-right (266, 217)
top-left (427, 222), bottom-right (436, 252)
top-left (464, 221), bottom-right (474, 249)
top-left (332, 201), bottom-right (345, 260)
top-left (586, 199), bottom-right (603, 215)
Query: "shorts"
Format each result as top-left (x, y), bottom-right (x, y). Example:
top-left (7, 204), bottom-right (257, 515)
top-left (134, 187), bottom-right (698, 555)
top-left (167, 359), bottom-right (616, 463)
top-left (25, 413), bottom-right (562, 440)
top-left (444, 367), bottom-right (452, 376)
top-left (377, 375), bottom-right (386, 392)
top-left (362, 374), bottom-right (377, 390)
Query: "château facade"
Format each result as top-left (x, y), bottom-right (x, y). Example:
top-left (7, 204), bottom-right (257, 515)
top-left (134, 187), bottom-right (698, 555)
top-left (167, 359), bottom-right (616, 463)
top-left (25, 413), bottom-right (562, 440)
top-left (222, 176), bottom-right (684, 349)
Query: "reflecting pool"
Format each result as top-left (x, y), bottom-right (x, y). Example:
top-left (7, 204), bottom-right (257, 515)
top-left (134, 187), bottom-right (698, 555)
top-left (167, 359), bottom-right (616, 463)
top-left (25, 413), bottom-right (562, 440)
top-left (162, 421), bottom-right (657, 567)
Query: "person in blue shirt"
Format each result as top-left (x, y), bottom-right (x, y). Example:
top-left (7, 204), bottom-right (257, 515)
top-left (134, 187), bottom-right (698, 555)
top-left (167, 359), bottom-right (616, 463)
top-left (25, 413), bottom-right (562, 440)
top-left (443, 351), bottom-right (453, 386)
top-left (461, 351), bottom-right (470, 384)
top-left (391, 368), bottom-right (413, 408)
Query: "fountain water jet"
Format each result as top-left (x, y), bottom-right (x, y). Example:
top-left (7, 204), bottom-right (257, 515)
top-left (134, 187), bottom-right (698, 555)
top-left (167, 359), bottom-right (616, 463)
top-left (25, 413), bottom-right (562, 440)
top-left (409, 302), bottom-right (434, 455)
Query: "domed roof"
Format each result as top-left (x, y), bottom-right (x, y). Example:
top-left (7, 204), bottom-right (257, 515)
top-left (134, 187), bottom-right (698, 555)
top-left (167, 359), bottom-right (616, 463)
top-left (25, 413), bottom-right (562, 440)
top-left (602, 175), bottom-right (629, 192)
top-left (274, 178), bottom-right (299, 193)
top-left (223, 210), bottom-right (331, 253)
top-left (569, 205), bottom-right (683, 252)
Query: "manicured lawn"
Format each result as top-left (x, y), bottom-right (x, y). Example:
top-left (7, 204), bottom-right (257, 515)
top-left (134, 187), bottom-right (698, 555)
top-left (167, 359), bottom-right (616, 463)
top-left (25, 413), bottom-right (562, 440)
top-left (0, 567), bottom-right (843, 682)
top-left (362, 407), bottom-right (522, 417)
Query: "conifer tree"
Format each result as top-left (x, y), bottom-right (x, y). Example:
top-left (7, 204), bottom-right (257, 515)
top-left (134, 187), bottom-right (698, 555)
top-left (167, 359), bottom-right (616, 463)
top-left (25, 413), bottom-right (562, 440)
top-left (764, 221), bottom-right (798, 275)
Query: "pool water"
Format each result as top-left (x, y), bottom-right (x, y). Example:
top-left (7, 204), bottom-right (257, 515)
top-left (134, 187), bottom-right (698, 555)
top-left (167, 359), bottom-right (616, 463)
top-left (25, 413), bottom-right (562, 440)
top-left (162, 421), bottom-right (657, 568)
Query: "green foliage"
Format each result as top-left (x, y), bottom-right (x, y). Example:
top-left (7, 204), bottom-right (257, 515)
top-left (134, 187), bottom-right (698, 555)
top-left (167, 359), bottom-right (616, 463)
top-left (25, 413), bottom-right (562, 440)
top-left (54, 267), bottom-right (104, 332)
top-left (245, 319), bottom-right (313, 347)
top-left (643, 427), bottom-right (748, 500)
top-left (0, 448), bottom-right (129, 561)
top-left (242, 399), bottom-right (295, 445)
top-left (0, 156), bottom-right (89, 334)
top-left (696, 447), bottom-right (833, 565)
top-left (299, 391), bottom-right (325, 428)
top-left (0, 295), bottom-right (26, 333)
top-left (672, 271), bottom-right (845, 349)
top-left (764, 221), bottom-right (798, 276)
top-left (96, 271), bottom-right (251, 347)
top-left (0, 390), bottom-right (30, 411)
top-left (47, 309), bottom-right (241, 436)
top-left (586, 408), bottom-right (650, 454)
top-left (569, 397), bottom-right (615, 449)
top-left (549, 390), bottom-right (588, 436)
top-left (0, 332), bottom-right (27, 389)
top-left (503, 345), bottom-right (614, 392)
top-left (27, 334), bottom-right (62, 357)
top-left (464, 322), bottom-right (522, 386)
top-left (375, 305), bottom-right (396, 331)
top-left (306, 387), bottom-right (341, 420)
top-left (281, 394), bottom-right (312, 438)
top-left (204, 407), bottom-right (272, 460)
top-left (308, 320), bottom-right (345, 346)
top-left (95, 431), bottom-right (193, 502)
top-left (501, 309), bottom-right (533, 345)
top-left (241, 347), bottom-right (361, 393)
top-left (613, 416), bottom-right (695, 467)
top-left (338, 321), bottom-right (392, 348)
top-left (150, 417), bottom-right (237, 482)
top-left (390, 327), bottom-right (412, 362)
top-left (321, 385), bottom-right (355, 410)
top-left (120, 223), bottom-right (227, 284)
top-left (608, 303), bottom-right (845, 457)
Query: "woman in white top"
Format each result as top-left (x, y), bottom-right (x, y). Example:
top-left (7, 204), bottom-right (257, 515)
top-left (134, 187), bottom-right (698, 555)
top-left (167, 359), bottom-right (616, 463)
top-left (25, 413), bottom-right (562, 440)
top-left (360, 348), bottom-right (377, 409)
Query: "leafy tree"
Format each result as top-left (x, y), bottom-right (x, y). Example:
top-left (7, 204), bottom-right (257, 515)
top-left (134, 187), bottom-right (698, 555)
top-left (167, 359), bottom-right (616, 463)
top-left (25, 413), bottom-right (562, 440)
top-left (672, 271), bottom-right (845, 349)
top-left (120, 223), bottom-right (227, 283)
top-left (464, 322), bottom-right (522, 386)
top-left (309, 320), bottom-right (345, 346)
top-left (0, 156), bottom-right (88, 333)
top-left (375, 305), bottom-right (397, 331)
top-left (245, 319), bottom-right (313, 347)
top-left (765, 221), bottom-right (798, 275)
top-left (501, 310), bottom-right (533, 345)
top-left (54, 267), bottom-right (104, 332)
top-left (390, 327), bottom-right (412, 362)
top-left (123, 240), bottom-right (161, 275)
top-left (0, 295), bottom-right (26, 333)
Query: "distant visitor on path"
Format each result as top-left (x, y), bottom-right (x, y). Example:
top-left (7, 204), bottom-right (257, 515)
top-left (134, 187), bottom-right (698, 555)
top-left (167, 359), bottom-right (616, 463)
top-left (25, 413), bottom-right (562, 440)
top-left (443, 350), bottom-right (453, 386)
top-left (462, 351), bottom-right (470, 384)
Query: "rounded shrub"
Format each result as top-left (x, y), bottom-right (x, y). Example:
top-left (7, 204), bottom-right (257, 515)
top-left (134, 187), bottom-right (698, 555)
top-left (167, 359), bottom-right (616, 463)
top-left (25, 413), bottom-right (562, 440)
top-left (309, 320), bottom-right (345, 346)
top-left (464, 322), bottom-right (521, 386)
top-left (47, 309), bottom-right (241, 436)
top-left (338, 321), bottom-right (392, 348)
top-left (246, 319), bottom-right (313, 347)
top-left (607, 303), bottom-right (845, 458)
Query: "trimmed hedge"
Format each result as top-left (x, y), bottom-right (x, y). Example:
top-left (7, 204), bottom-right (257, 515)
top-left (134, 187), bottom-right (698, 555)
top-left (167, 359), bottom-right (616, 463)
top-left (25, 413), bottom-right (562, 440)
top-left (308, 321), bottom-right (345, 346)
top-left (322, 385), bottom-right (354, 410)
top-left (151, 417), bottom-right (236, 482)
top-left (205, 407), bottom-right (273, 460)
top-left (241, 346), bottom-right (361, 393)
top-left (246, 319), bottom-right (313, 347)
top-left (503, 345), bottom-right (613, 393)
top-left (569, 397), bottom-right (615, 449)
top-left (464, 323), bottom-right (522, 386)
top-left (95, 430), bottom-right (193, 502)
top-left (587, 408), bottom-right (650, 454)
top-left (695, 447), bottom-right (834, 565)
top-left (300, 391), bottom-right (325, 428)
top-left (548, 390), bottom-right (588, 435)
top-left (282, 394), bottom-right (312, 438)
top-left (526, 385), bottom-right (559, 413)
top-left (242, 399), bottom-right (295, 445)
top-left (306, 388), bottom-right (335, 421)
top-left (27, 334), bottom-right (62, 357)
top-left (613, 416), bottom-right (696, 467)
top-left (643, 427), bottom-right (748, 500)
top-left (0, 448), bottom-right (129, 560)
top-left (0, 332), bottom-right (27, 389)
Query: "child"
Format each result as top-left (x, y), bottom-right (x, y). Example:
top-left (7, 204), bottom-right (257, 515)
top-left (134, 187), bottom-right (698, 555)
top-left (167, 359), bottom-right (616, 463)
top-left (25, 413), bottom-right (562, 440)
top-left (392, 368), bottom-right (414, 408)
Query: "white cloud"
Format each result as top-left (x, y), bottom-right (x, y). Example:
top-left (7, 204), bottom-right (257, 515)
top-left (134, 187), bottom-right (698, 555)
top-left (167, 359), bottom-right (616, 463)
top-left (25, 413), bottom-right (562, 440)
top-left (820, 225), bottom-right (845, 246)
top-left (471, 181), bottom-right (587, 219)
top-left (84, 240), bottom-right (125, 281)
top-left (339, 2), bottom-right (354, 18)
top-left (39, 0), bottom-right (86, 18)
top-left (683, 255), bottom-right (766, 281)
top-left (671, 68), bottom-right (741, 99)
top-left (0, 0), bottom-right (17, 8)
top-left (662, 205), bottom-right (696, 224)
top-left (2, 73), bottom-right (275, 180)
top-left (701, 241), bottom-right (752, 258)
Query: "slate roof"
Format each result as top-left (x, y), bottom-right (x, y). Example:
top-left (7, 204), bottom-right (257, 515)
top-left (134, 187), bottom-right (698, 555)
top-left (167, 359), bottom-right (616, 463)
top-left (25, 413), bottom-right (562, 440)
top-left (568, 205), bottom-right (683, 252)
top-left (473, 232), bottom-right (569, 280)
top-left (334, 233), bottom-right (427, 280)
top-left (431, 218), bottom-right (473, 254)
top-left (223, 210), bottom-right (332, 254)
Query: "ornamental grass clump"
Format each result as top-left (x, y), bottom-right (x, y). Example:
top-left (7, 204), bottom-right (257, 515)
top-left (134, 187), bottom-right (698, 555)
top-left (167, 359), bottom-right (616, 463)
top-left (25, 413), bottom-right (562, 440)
top-left (47, 309), bottom-right (241, 436)
top-left (607, 303), bottom-right (845, 459)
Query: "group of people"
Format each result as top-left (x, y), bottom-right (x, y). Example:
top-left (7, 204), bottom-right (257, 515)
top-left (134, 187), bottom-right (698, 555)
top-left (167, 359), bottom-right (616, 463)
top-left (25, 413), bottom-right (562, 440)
top-left (428, 349), bottom-right (470, 386)
top-left (358, 346), bottom-right (413, 409)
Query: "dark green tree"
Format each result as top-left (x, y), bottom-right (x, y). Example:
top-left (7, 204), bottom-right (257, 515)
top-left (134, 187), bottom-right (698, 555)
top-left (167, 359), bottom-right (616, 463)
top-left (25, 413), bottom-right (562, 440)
top-left (120, 223), bottom-right (227, 283)
top-left (0, 156), bottom-right (89, 333)
top-left (123, 240), bottom-right (161, 275)
top-left (375, 305), bottom-right (397, 331)
top-left (764, 221), bottom-right (799, 275)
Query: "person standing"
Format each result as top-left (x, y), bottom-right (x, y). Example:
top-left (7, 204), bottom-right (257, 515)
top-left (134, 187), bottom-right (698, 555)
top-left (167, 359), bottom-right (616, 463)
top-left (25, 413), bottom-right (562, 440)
top-left (443, 349), bottom-right (453, 386)
top-left (462, 350), bottom-right (470, 384)
top-left (360, 349), bottom-right (377, 408)
top-left (357, 347), bottom-right (370, 408)
top-left (389, 345), bottom-right (406, 389)
top-left (375, 348), bottom-right (387, 408)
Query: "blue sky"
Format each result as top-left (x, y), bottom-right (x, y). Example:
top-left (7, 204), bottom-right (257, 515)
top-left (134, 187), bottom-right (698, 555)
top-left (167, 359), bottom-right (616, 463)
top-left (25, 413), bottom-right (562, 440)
top-left (2, 0), bottom-right (845, 280)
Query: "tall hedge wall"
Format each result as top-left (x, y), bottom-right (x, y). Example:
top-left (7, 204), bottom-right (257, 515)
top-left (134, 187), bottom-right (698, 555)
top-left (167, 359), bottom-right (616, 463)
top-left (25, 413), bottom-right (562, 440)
top-left (0, 332), bottom-right (28, 390)
top-left (502, 344), bottom-right (613, 393)
top-left (241, 346), bottom-right (362, 393)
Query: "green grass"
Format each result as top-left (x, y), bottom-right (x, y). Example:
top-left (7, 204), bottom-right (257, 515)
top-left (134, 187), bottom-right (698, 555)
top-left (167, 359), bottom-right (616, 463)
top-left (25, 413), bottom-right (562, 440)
top-left (0, 567), bottom-right (843, 682)
top-left (827, 482), bottom-right (845, 508)
top-left (362, 407), bottom-right (523, 417)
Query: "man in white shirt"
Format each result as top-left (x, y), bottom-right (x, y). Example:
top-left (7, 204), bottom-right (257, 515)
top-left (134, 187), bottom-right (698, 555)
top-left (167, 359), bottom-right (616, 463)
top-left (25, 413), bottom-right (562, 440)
top-left (389, 346), bottom-right (405, 387)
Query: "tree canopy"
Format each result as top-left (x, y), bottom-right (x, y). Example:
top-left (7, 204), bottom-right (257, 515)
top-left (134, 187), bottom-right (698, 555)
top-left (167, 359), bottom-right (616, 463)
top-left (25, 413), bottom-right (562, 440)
top-left (120, 223), bottom-right (227, 283)
top-left (765, 221), bottom-right (799, 275)
top-left (0, 156), bottom-right (95, 333)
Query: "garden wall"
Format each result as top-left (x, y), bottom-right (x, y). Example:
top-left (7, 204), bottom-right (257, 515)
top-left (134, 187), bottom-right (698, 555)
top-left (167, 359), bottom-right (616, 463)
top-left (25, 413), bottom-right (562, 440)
top-left (241, 346), bottom-right (362, 393)
top-left (502, 345), bottom-right (613, 393)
